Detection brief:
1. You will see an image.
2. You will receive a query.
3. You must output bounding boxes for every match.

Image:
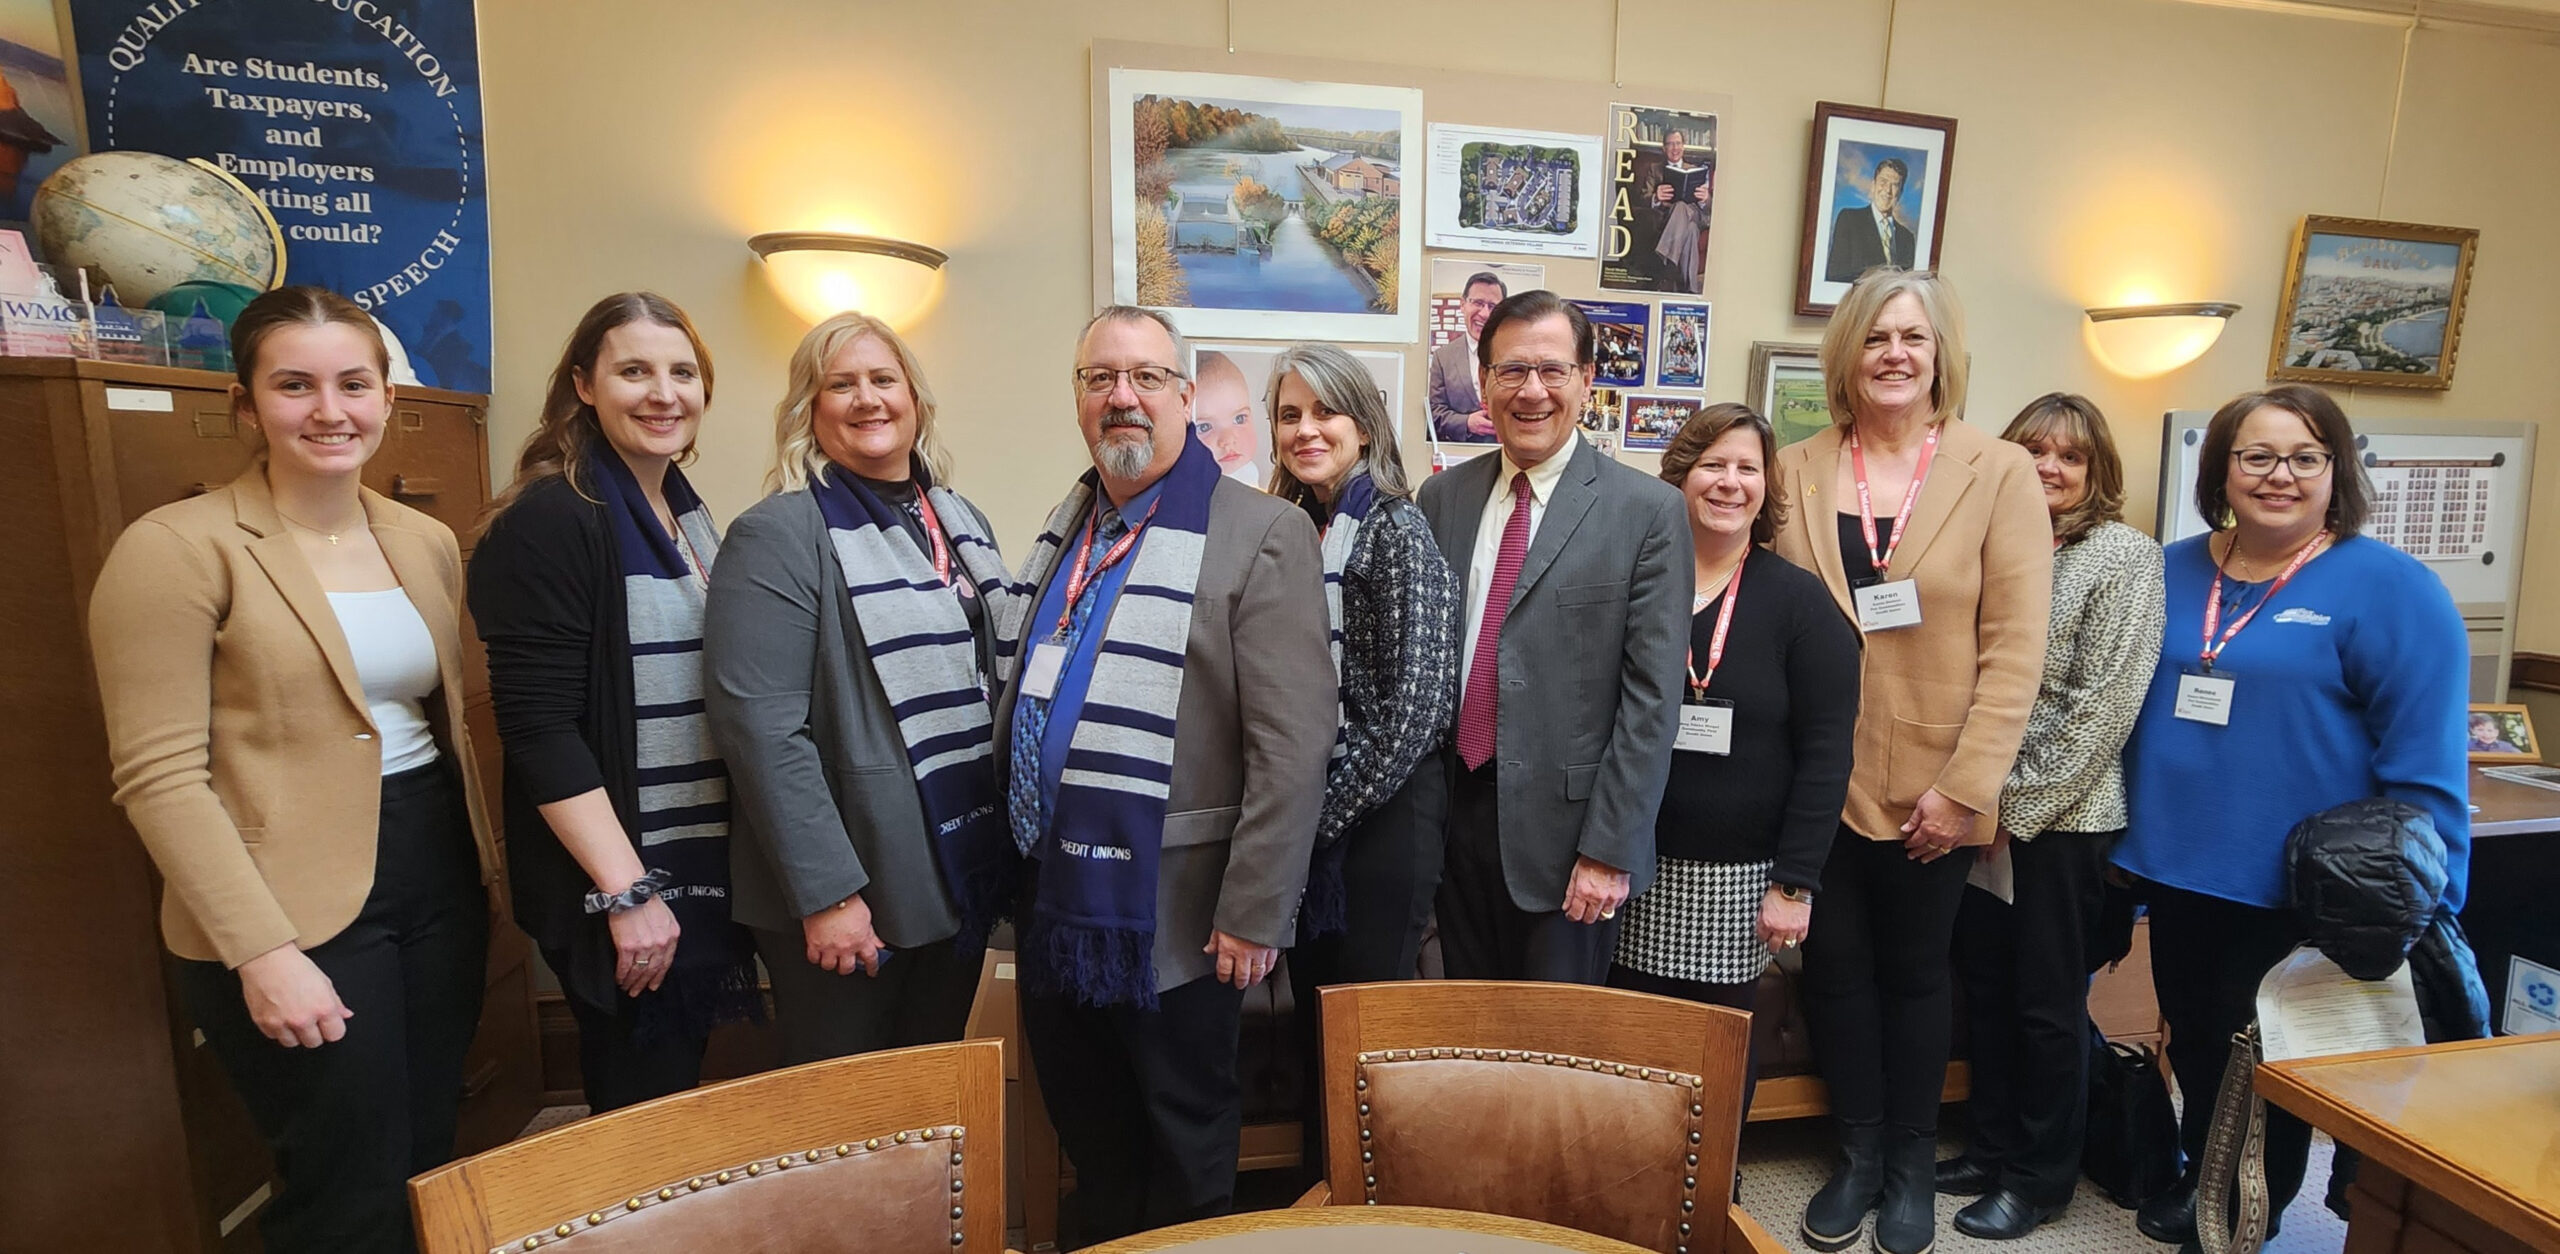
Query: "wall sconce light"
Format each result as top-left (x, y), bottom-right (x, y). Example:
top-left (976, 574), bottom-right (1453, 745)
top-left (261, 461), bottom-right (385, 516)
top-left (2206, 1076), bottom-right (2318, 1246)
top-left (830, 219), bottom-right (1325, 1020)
top-left (2083, 301), bottom-right (2240, 378)
top-left (748, 232), bottom-right (948, 327)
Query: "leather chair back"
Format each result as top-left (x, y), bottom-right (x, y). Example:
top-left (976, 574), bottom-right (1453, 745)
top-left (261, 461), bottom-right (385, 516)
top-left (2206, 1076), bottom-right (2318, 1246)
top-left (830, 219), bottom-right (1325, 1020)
top-left (1316, 982), bottom-right (1751, 1254)
top-left (411, 1039), bottom-right (1005, 1254)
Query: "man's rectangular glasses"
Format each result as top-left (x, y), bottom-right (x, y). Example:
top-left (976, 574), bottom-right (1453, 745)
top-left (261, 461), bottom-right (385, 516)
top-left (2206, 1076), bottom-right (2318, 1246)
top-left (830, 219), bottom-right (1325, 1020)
top-left (1487, 360), bottom-right (1579, 391)
top-left (1074, 366), bottom-right (1184, 394)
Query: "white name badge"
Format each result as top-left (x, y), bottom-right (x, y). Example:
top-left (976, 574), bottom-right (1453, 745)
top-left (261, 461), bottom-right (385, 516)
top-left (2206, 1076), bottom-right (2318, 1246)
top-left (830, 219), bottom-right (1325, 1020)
top-left (1676, 700), bottom-right (1735, 756)
top-left (1853, 580), bottom-right (1923, 632)
top-left (2174, 670), bottom-right (2236, 726)
top-left (1021, 640), bottom-right (1068, 701)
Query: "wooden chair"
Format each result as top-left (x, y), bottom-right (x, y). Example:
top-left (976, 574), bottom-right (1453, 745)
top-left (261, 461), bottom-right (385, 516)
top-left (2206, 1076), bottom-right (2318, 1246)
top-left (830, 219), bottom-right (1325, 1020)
top-left (411, 1039), bottom-right (1006, 1253)
top-left (1298, 981), bottom-right (1785, 1254)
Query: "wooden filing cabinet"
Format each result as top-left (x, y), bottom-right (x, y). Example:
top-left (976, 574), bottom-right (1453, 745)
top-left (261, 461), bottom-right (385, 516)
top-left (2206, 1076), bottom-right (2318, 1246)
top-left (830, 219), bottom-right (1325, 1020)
top-left (0, 357), bottom-right (540, 1253)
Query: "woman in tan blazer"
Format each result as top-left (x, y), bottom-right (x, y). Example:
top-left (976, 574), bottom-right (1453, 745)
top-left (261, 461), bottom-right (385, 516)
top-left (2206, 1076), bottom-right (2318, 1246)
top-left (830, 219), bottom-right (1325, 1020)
top-left (88, 287), bottom-right (500, 1254)
top-left (1770, 270), bottom-right (2052, 1254)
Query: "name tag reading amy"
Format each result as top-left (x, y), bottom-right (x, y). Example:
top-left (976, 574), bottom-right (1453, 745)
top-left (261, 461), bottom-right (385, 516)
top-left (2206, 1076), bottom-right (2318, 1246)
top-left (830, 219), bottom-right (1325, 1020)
top-left (1676, 699), bottom-right (1735, 756)
top-left (2174, 669), bottom-right (2236, 726)
top-left (1021, 639), bottom-right (1068, 701)
top-left (1854, 580), bottom-right (1923, 631)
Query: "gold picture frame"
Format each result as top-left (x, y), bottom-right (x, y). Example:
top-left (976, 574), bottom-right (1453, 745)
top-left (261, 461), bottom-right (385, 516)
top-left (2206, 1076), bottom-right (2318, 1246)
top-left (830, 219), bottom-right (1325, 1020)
top-left (2268, 214), bottom-right (2479, 391)
top-left (2468, 703), bottom-right (2540, 763)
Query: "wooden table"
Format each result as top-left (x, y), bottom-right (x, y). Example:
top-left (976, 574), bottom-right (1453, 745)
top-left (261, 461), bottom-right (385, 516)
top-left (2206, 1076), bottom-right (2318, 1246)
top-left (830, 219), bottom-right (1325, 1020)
top-left (2256, 1035), bottom-right (2560, 1254)
top-left (2471, 764), bottom-right (2560, 838)
top-left (1081, 1206), bottom-right (1654, 1253)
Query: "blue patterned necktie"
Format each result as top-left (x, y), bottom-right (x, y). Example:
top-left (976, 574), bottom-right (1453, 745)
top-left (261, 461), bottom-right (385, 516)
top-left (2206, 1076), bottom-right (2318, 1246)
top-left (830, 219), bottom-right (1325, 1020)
top-left (1006, 505), bottom-right (1128, 855)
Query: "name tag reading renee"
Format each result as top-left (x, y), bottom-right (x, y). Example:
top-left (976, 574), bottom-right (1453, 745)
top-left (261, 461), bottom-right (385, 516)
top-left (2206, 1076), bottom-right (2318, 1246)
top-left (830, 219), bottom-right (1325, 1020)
top-left (1854, 580), bottom-right (1923, 631)
top-left (1021, 640), bottom-right (1068, 701)
top-left (1676, 700), bottom-right (1735, 756)
top-left (2174, 669), bottom-right (2236, 726)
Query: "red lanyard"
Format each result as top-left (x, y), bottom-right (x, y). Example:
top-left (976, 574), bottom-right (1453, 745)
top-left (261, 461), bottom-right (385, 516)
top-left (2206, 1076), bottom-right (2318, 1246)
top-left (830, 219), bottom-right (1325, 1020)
top-left (913, 493), bottom-right (972, 600)
top-left (1848, 424), bottom-right (1940, 578)
top-left (1686, 551), bottom-right (1745, 694)
top-left (2200, 530), bottom-right (2328, 671)
top-left (1052, 502), bottom-right (1155, 637)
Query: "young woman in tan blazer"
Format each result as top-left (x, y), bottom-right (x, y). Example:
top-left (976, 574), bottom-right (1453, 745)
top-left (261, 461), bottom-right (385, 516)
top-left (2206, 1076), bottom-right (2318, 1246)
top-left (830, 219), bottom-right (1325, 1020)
top-left (1769, 270), bottom-right (2052, 1254)
top-left (88, 288), bottom-right (500, 1253)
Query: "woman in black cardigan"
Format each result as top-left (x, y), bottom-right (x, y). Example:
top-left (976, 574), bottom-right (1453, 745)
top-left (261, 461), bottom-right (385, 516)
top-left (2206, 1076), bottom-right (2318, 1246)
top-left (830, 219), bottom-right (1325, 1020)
top-left (1611, 403), bottom-right (1860, 1120)
top-left (469, 292), bottom-right (757, 1112)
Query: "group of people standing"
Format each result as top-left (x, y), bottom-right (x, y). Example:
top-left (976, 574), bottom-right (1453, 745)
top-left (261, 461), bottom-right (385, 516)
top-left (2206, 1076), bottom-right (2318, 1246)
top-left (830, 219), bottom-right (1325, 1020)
top-left (87, 265), bottom-right (2470, 1254)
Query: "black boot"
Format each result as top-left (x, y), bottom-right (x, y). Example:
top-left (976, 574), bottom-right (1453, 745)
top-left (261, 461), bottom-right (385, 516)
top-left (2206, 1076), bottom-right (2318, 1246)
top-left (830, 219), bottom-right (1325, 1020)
top-left (1872, 1128), bottom-right (1938, 1254)
top-left (1933, 1154), bottom-right (1997, 1197)
top-left (1802, 1120), bottom-right (1886, 1251)
top-left (2137, 1170), bottom-right (2199, 1244)
top-left (1953, 1188), bottom-right (2067, 1240)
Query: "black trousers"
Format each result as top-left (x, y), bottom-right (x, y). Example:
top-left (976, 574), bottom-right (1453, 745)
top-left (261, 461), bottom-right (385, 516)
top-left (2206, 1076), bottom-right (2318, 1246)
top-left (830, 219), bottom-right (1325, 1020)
top-left (1022, 974), bottom-right (1247, 1247)
top-left (173, 762), bottom-right (488, 1254)
top-left (1799, 825), bottom-right (1973, 1134)
top-left (2144, 881), bottom-right (2314, 1220)
top-left (1607, 964), bottom-right (1764, 1116)
top-left (542, 950), bottom-right (710, 1114)
top-left (1436, 759), bottom-right (1619, 984)
top-left (1952, 829), bottom-right (2113, 1204)
top-left (753, 928), bottom-right (979, 1066)
top-left (1287, 754), bottom-right (1448, 1171)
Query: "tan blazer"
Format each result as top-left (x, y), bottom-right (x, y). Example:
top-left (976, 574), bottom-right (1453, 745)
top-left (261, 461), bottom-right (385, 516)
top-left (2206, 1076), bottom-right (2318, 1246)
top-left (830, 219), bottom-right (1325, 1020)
top-left (1772, 420), bottom-right (2052, 844)
top-left (88, 467), bottom-right (499, 966)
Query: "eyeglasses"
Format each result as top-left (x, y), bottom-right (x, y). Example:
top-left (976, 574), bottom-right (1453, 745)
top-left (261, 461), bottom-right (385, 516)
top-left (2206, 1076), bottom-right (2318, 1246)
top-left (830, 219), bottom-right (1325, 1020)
top-left (2231, 448), bottom-right (2334, 477)
top-left (1073, 365), bottom-right (1184, 394)
top-left (1486, 360), bottom-right (1581, 391)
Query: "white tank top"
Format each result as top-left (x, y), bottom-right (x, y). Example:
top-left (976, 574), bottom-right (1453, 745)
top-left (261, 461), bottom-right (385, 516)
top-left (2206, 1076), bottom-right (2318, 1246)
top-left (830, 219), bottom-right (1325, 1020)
top-left (325, 588), bottom-right (443, 775)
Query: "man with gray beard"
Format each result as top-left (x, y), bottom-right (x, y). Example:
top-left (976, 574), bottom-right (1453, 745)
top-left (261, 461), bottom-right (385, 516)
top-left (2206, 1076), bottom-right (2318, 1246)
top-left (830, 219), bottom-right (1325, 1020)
top-left (994, 306), bottom-right (1335, 1242)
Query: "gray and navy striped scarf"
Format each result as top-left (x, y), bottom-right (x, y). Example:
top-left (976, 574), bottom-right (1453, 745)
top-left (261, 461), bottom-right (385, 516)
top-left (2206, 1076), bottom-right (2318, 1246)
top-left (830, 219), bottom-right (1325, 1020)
top-left (809, 461), bottom-right (1020, 960)
top-left (1297, 470), bottom-right (1379, 940)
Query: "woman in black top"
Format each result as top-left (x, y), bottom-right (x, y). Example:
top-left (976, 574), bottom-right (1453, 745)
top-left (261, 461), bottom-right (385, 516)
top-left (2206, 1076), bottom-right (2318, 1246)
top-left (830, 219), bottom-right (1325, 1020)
top-left (1611, 402), bottom-right (1859, 1118)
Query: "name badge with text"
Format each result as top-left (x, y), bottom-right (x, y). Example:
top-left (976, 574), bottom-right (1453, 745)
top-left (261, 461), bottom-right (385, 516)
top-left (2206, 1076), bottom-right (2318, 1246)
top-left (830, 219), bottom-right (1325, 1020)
top-left (1854, 580), bottom-right (1923, 632)
top-left (1676, 699), bottom-right (1735, 756)
top-left (2174, 668), bottom-right (2236, 726)
top-left (1021, 640), bottom-right (1068, 701)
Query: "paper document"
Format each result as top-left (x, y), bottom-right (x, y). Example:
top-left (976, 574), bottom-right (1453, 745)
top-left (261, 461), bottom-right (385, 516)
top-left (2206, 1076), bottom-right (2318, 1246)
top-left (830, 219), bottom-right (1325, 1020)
top-left (1964, 841), bottom-right (2014, 905)
top-left (2255, 945), bottom-right (2426, 1062)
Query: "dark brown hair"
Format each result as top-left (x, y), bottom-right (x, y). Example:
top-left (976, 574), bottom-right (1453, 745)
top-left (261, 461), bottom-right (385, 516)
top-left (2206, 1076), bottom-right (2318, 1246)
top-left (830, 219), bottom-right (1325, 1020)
top-left (1657, 402), bottom-right (1785, 546)
top-left (2000, 392), bottom-right (2126, 545)
top-left (1476, 289), bottom-right (1591, 370)
top-left (485, 292), bottom-right (714, 525)
top-left (2194, 383), bottom-right (2369, 538)
top-left (229, 285), bottom-right (389, 392)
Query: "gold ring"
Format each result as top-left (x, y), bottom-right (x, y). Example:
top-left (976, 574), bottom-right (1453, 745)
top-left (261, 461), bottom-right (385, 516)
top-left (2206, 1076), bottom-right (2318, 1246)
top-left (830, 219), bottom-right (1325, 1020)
top-left (1600, 909), bottom-right (1617, 920)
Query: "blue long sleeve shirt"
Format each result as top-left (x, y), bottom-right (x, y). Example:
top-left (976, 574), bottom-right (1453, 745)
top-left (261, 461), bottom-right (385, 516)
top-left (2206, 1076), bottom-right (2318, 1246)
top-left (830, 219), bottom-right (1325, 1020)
top-left (2116, 533), bottom-right (2472, 911)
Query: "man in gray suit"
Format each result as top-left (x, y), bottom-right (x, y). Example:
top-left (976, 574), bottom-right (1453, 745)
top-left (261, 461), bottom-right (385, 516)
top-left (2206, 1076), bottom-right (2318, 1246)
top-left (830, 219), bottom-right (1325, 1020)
top-left (1417, 289), bottom-right (1690, 983)
top-left (997, 305), bottom-right (1335, 1243)
top-left (1428, 271), bottom-right (1507, 443)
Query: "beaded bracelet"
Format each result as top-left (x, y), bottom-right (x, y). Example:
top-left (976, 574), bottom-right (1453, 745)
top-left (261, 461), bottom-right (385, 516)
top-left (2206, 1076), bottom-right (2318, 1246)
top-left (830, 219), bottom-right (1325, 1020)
top-left (584, 867), bottom-right (673, 915)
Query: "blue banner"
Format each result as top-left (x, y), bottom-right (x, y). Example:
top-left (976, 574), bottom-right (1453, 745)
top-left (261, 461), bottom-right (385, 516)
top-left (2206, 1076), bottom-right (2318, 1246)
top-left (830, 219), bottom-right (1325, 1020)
top-left (68, 0), bottom-right (489, 390)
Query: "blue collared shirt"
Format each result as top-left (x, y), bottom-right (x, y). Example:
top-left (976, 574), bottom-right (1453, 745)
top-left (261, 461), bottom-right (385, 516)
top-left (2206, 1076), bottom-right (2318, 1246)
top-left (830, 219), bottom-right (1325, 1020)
top-left (1010, 475), bottom-right (1168, 851)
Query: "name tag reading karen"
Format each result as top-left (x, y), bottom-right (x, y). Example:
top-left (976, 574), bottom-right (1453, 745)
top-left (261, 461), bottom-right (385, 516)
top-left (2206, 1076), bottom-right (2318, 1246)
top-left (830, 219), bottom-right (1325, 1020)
top-left (1676, 700), bottom-right (1735, 756)
top-left (1021, 640), bottom-right (1068, 701)
top-left (2174, 669), bottom-right (2236, 726)
top-left (1854, 580), bottom-right (1923, 631)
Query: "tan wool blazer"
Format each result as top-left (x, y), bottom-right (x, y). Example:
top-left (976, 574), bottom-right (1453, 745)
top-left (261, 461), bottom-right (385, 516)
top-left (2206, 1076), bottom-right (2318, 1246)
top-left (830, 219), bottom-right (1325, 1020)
top-left (1772, 420), bottom-right (2053, 844)
top-left (88, 467), bottom-right (499, 967)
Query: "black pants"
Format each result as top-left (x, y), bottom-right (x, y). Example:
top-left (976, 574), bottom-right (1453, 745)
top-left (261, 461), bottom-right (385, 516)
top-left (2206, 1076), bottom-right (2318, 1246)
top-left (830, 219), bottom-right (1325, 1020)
top-left (1287, 754), bottom-right (1447, 1171)
top-left (753, 928), bottom-right (979, 1066)
top-left (1022, 974), bottom-right (1246, 1247)
top-left (2144, 881), bottom-right (2313, 1220)
top-left (173, 762), bottom-right (488, 1254)
top-left (1799, 825), bottom-right (1972, 1134)
top-left (1952, 829), bottom-right (2113, 1204)
top-left (1436, 759), bottom-right (1619, 983)
top-left (1608, 964), bottom-right (1764, 1116)
top-left (542, 950), bottom-right (710, 1114)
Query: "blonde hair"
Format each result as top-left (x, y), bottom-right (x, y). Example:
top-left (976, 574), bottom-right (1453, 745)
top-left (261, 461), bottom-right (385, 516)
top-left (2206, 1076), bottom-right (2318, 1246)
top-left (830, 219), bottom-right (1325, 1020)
top-left (767, 312), bottom-right (952, 494)
top-left (1819, 269), bottom-right (1969, 427)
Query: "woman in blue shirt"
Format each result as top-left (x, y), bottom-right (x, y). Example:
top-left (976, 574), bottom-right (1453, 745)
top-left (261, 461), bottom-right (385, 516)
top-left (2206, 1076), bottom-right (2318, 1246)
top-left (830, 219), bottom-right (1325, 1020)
top-left (2117, 384), bottom-right (2468, 1249)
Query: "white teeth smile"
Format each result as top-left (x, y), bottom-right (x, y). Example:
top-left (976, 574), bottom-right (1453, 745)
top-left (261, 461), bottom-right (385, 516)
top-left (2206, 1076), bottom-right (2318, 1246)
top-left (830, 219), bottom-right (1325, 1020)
top-left (307, 433), bottom-right (353, 444)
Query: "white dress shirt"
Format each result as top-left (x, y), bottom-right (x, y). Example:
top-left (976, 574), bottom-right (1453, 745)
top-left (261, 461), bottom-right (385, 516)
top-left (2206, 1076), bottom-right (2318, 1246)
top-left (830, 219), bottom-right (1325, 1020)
top-left (1459, 434), bottom-right (1580, 689)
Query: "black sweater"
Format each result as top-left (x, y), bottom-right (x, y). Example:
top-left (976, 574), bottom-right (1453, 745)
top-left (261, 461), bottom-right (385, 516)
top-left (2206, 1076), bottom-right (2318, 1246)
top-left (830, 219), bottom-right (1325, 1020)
top-left (1656, 546), bottom-right (1861, 890)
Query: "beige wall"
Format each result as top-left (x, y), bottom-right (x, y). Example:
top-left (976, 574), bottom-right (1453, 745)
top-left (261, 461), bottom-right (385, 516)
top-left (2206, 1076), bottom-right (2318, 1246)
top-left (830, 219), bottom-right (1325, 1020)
top-left (478, 0), bottom-right (2560, 649)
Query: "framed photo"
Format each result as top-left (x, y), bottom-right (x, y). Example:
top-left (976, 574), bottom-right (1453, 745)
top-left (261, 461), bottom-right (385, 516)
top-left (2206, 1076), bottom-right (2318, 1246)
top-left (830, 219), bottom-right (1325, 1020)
top-left (1425, 123), bottom-right (1604, 259)
top-left (1571, 298), bottom-right (1651, 388)
top-left (2468, 704), bottom-right (2540, 763)
top-left (1748, 341), bottom-right (1830, 449)
top-left (1795, 102), bottom-right (1956, 317)
top-left (1104, 67), bottom-right (1422, 342)
top-left (1624, 394), bottom-right (1700, 452)
top-left (2269, 215), bottom-right (2478, 391)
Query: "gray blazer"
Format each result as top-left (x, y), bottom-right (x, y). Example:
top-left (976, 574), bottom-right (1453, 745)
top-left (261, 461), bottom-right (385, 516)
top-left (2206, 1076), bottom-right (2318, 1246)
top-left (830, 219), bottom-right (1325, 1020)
top-left (993, 476), bottom-right (1337, 992)
top-left (1417, 437), bottom-right (1692, 910)
top-left (1428, 336), bottom-right (1486, 442)
top-left (703, 487), bottom-right (998, 947)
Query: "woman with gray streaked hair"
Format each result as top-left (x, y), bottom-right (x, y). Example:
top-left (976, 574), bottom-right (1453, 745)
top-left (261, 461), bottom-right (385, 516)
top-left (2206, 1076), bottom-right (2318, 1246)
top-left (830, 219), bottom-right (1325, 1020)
top-left (1265, 343), bottom-right (1462, 1173)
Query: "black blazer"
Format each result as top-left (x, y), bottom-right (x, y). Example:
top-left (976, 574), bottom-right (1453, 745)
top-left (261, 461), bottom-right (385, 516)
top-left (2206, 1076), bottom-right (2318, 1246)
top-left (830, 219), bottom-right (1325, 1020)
top-left (1824, 204), bottom-right (1919, 283)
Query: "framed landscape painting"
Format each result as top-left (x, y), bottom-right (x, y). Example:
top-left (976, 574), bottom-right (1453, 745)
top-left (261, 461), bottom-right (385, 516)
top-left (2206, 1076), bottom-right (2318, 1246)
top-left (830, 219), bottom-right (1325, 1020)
top-left (1748, 341), bottom-right (1830, 449)
top-left (2268, 215), bottom-right (2478, 390)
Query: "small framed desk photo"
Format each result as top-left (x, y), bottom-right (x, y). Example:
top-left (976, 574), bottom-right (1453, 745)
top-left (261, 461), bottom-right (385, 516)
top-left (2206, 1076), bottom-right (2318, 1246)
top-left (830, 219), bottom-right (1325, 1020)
top-left (2467, 703), bottom-right (2540, 763)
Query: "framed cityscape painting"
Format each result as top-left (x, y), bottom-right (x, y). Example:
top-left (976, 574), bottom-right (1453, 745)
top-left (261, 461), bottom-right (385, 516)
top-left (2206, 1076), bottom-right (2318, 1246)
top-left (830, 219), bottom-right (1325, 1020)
top-left (2268, 215), bottom-right (2478, 391)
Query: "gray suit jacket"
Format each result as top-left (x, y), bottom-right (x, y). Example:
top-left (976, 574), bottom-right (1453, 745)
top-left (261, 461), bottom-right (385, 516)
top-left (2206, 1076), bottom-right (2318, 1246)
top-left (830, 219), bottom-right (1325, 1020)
top-left (703, 487), bottom-right (997, 947)
top-left (1428, 336), bottom-right (1487, 442)
top-left (993, 476), bottom-right (1336, 992)
top-left (1417, 437), bottom-right (1692, 910)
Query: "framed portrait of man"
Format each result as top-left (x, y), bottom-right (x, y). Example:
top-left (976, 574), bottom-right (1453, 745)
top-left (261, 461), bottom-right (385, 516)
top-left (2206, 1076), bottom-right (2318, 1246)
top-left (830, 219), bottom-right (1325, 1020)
top-left (1795, 102), bottom-right (1956, 317)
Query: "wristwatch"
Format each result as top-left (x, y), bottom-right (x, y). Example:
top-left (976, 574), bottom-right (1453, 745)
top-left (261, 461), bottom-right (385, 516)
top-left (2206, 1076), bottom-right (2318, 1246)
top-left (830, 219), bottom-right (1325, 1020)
top-left (1775, 883), bottom-right (1816, 905)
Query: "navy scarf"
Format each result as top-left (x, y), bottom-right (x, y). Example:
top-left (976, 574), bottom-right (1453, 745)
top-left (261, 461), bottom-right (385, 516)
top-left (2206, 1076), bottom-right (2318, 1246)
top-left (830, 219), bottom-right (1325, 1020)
top-left (1296, 470), bottom-right (1380, 942)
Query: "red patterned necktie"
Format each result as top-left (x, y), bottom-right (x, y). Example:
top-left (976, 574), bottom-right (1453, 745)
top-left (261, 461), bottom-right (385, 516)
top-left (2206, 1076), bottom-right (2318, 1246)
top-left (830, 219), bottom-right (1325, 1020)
top-left (1456, 472), bottom-right (1533, 770)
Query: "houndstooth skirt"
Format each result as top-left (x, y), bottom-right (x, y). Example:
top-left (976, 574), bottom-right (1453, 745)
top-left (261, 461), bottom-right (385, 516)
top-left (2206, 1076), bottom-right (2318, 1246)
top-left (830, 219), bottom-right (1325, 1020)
top-left (1614, 856), bottom-right (1776, 984)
